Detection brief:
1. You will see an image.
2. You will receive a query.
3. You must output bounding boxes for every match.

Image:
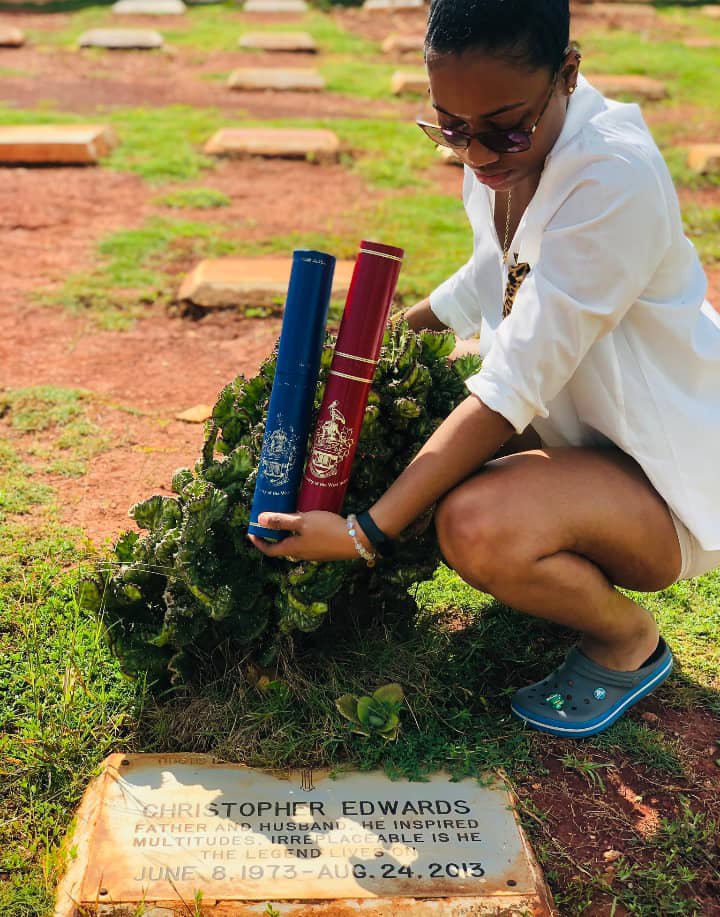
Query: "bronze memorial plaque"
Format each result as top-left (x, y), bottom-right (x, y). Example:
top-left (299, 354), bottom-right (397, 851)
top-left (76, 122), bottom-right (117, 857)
top-left (55, 753), bottom-right (554, 916)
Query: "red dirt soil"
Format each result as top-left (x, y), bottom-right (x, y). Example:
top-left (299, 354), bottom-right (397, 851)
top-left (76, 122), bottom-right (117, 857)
top-left (518, 702), bottom-right (720, 915)
top-left (0, 154), bottom-right (376, 549)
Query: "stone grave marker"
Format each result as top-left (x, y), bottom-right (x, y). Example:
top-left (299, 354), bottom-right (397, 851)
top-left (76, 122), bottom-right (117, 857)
top-left (78, 28), bottom-right (164, 49)
top-left (683, 36), bottom-right (720, 49)
top-left (113, 0), bottom-right (186, 14)
top-left (438, 146), bottom-right (463, 167)
top-left (687, 144), bottom-right (720, 175)
top-left (176, 404), bottom-right (214, 423)
top-left (587, 73), bottom-right (668, 102)
top-left (391, 70), bottom-right (428, 95)
top-left (204, 127), bottom-right (340, 162)
top-left (382, 33), bottom-right (425, 54)
top-left (227, 67), bottom-right (325, 91)
top-left (243, 0), bottom-right (310, 12)
top-left (239, 31), bottom-right (317, 52)
top-left (364, 0), bottom-right (425, 9)
top-left (178, 257), bottom-right (355, 309)
top-left (0, 25), bottom-right (25, 46)
top-left (0, 124), bottom-right (118, 165)
top-left (55, 753), bottom-right (554, 916)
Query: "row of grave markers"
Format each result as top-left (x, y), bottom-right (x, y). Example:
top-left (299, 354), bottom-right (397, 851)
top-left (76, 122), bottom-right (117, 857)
top-left (1, 3), bottom-right (719, 323)
top-left (3, 1), bottom-right (720, 46)
top-left (3, 120), bottom-right (719, 168)
top-left (93, 0), bottom-right (424, 15)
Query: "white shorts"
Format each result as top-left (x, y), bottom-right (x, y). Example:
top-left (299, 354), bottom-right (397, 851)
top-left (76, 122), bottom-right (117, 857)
top-left (668, 509), bottom-right (720, 583)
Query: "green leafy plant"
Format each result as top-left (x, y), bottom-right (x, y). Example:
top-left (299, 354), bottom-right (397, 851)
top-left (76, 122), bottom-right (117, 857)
top-left (77, 322), bottom-right (481, 687)
top-left (335, 683), bottom-right (404, 739)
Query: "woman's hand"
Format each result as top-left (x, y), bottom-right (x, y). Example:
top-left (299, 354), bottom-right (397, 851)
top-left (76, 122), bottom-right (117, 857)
top-left (248, 511), bottom-right (366, 562)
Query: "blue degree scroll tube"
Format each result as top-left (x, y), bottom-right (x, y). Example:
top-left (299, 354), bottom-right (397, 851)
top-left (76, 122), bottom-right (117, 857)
top-left (248, 250), bottom-right (336, 541)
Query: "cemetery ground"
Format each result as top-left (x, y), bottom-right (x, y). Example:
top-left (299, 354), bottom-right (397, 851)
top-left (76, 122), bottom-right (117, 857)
top-left (0, 0), bottom-right (719, 913)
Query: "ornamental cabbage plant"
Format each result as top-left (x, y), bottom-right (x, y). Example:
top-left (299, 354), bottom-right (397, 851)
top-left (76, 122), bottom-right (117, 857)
top-left (78, 322), bottom-right (481, 687)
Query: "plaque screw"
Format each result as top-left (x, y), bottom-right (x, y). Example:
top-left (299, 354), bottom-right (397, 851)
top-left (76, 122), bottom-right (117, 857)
top-left (120, 759), bottom-right (130, 766)
top-left (506, 879), bottom-right (517, 887)
top-left (99, 888), bottom-right (109, 896)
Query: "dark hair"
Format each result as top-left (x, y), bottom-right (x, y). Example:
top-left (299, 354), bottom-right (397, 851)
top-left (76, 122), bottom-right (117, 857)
top-left (425, 0), bottom-right (570, 72)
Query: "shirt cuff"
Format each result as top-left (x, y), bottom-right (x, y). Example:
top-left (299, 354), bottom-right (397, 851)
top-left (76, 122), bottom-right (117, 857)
top-left (464, 371), bottom-right (540, 435)
top-left (428, 278), bottom-right (482, 340)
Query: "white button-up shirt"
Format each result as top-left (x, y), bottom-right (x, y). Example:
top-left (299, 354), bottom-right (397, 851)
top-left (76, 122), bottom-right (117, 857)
top-left (429, 75), bottom-right (720, 551)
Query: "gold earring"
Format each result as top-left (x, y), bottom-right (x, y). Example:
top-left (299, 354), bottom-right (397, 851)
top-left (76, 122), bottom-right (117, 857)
top-left (569, 85), bottom-right (576, 94)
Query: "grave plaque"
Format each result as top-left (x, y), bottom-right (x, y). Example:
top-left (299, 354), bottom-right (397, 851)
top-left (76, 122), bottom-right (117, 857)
top-left (364, 0), bottom-right (425, 9)
top-left (178, 256), bottom-right (355, 309)
top-left (112, 0), bottom-right (187, 14)
top-left (438, 145), bottom-right (463, 167)
top-left (227, 67), bottom-right (325, 91)
top-left (0, 25), bottom-right (25, 47)
top-left (204, 127), bottom-right (340, 162)
top-left (687, 143), bottom-right (720, 175)
top-left (382, 33), bottom-right (426, 54)
top-left (684, 36), bottom-right (720, 49)
top-left (55, 754), bottom-right (553, 916)
top-left (239, 31), bottom-right (317, 52)
top-left (243, 0), bottom-right (310, 12)
top-left (0, 124), bottom-right (118, 165)
top-left (77, 28), bottom-right (164, 49)
top-left (587, 73), bottom-right (668, 102)
top-left (391, 70), bottom-right (428, 95)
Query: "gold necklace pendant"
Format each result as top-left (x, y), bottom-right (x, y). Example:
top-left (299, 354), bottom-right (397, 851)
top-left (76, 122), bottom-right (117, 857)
top-left (502, 188), bottom-right (513, 264)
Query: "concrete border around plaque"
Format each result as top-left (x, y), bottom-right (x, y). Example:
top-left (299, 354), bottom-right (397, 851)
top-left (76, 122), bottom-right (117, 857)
top-left (55, 753), bottom-right (554, 915)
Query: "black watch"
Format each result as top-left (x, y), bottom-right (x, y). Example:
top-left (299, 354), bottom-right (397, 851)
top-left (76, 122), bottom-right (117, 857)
top-left (355, 510), bottom-right (396, 559)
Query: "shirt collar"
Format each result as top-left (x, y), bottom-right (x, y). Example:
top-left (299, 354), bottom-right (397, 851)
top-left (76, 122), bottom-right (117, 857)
top-left (546, 74), bottom-right (607, 161)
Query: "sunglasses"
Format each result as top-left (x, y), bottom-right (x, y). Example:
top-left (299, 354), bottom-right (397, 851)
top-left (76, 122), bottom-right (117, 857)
top-left (417, 56), bottom-right (568, 155)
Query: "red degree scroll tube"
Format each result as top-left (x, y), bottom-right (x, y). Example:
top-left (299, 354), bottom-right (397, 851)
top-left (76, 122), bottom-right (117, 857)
top-left (297, 240), bottom-right (404, 514)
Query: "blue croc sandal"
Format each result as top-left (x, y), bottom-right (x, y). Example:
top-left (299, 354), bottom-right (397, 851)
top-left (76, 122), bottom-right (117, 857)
top-left (511, 638), bottom-right (673, 738)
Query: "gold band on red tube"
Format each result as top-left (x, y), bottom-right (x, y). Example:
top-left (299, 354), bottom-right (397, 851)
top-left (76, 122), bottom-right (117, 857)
top-left (334, 351), bottom-right (379, 365)
top-left (359, 248), bottom-right (403, 263)
top-left (329, 370), bottom-right (373, 384)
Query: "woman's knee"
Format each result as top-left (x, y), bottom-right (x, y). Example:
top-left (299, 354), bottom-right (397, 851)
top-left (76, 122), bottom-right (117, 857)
top-left (435, 479), bottom-right (519, 590)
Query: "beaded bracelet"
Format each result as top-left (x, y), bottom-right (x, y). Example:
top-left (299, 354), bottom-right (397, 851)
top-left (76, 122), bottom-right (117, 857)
top-left (346, 514), bottom-right (377, 567)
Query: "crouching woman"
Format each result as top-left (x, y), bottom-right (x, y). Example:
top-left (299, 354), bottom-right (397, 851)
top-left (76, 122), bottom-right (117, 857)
top-left (250, 0), bottom-right (720, 738)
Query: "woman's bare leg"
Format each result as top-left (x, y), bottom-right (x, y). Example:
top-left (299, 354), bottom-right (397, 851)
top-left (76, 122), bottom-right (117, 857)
top-left (434, 447), bottom-right (682, 672)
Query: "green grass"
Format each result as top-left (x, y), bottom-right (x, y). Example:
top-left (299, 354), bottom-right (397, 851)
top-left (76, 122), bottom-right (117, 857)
top-left (0, 405), bottom-right (144, 916)
top-left (227, 189), bottom-right (470, 302)
top-left (581, 27), bottom-right (720, 111)
top-left (105, 106), bottom-right (226, 183)
top-left (2, 422), bottom-right (719, 914)
top-left (320, 58), bottom-right (400, 101)
top-left (37, 216), bottom-right (238, 330)
top-left (579, 24), bottom-right (720, 188)
top-left (0, 387), bottom-right (117, 477)
top-left (155, 186), bottom-right (232, 209)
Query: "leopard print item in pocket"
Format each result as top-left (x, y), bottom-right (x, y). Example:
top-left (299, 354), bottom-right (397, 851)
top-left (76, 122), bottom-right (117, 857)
top-left (503, 261), bottom-right (531, 318)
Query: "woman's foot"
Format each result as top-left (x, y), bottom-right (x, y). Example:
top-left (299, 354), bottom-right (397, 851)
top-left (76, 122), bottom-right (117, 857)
top-left (510, 637), bottom-right (673, 738)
